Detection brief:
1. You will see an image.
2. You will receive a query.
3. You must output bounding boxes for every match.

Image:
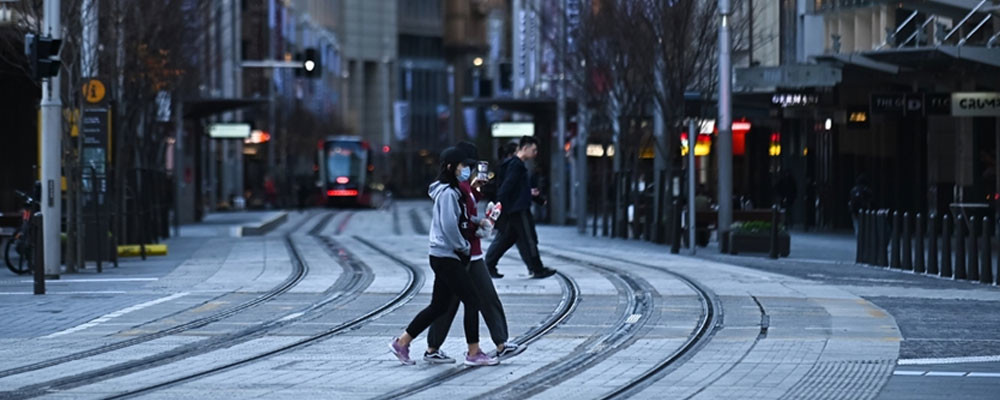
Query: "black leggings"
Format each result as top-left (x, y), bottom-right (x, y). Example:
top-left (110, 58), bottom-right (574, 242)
top-left (405, 256), bottom-right (480, 344)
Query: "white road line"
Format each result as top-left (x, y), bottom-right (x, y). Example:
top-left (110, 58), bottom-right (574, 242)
top-left (898, 355), bottom-right (1000, 365)
top-left (967, 372), bottom-right (1000, 378)
top-left (896, 370), bottom-right (1000, 378)
top-left (43, 292), bottom-right (189, 338)
top-left (20, 277), bottom-right (159, 283)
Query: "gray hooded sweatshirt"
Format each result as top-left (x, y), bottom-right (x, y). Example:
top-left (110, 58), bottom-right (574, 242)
top-left (428, 181), bottom-right (470, 260)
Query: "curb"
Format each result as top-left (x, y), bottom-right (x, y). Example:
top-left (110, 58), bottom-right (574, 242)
top-left (239, 211), bottom-right (289, 236)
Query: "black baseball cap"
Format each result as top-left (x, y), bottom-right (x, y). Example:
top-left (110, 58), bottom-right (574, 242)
top-left (440, 146), bottom-right (466, 166)
top-left (455, 141), bottom-right (479, 165)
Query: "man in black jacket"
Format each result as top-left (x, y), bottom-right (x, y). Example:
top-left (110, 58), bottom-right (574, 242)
top-left (484, 136), bottom-right (557, 279)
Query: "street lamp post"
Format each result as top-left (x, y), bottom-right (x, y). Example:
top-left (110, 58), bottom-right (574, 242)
top-left (717, 0), bottom-right (733, 251)
top-left (550, 0), bottom-right (567, 225)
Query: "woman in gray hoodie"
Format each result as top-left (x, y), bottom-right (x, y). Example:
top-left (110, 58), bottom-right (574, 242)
top-left (389, 147), bottom-right (499, 367)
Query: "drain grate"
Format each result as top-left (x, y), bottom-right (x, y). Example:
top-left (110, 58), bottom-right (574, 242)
top-left (780, 359), bottom-right (895, 400)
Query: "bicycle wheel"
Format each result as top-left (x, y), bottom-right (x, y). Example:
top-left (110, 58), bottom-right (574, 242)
top-left (5, 234), bottom-right (31, 275)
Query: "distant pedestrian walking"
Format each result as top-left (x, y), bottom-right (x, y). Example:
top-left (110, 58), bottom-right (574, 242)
top-left (485, 136), bottom-right (557, 279)
top-left (848, 173), bottom-right (873, 235)
top-left (388, 147), bottom-right (499, 367)
top-left (423, 141), bottom-right (525, 364)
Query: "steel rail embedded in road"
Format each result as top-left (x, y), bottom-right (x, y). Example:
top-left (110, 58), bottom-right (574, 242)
top-left (374, 268), bottom-right (580, 400)
top-left (479, 251), bottom-right (658, 399)
top-left (0, 212), bottom-right (347, 399)
top-left (0, 212), bottom-right (332, 385)
top-left (566, 249), bottom-right (723, 400)
top-left (99, 235), bottom-right (423, 400)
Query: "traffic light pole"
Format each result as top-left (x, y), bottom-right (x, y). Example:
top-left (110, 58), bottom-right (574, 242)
top-left (41, 0), bottom-right (61, 278)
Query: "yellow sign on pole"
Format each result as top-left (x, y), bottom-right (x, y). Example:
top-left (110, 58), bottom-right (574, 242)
top-left (83, 79), bottom-right (106, 104)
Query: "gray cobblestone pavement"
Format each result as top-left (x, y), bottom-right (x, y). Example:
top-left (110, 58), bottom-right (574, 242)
top-left (2, 203), bottom-right (999, 398)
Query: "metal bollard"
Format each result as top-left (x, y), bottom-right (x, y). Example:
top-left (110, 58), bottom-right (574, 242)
top-left (927, 213), bottom-right (939, 275)
top-left (981, 216), bottom-right (993, 284)
top-left (866, 210), bottom-right (877, 264)
top-left (942, 214), bottom-right (953, 278)
top-left (955, 216), bottom-right (967, 280)
top-left (32, 213), bottom-right (44, 295)
top-left (914, 213), bottom-right (925, 273)
top-left (902, 212), bottom-right (913, 270)
top-left (670, 199), bottom-right (680, 254)
top-left (877, 210), bottom-right (889, 267)
top-left (969, 216), bottom-right (980, 282)
top-left (890, 211), bottom-right (901, 269)
top-left (769, 204), bottom-right (780, 259)
top-left (856, 210), bottom-right (865, 263)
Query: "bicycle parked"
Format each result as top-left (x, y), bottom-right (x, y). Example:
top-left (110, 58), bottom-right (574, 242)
top-left (5, 190), bottom-right (40, 275)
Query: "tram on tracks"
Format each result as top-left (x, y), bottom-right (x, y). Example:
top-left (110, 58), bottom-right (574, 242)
top-left (318, 136), bottom-right (385, 208)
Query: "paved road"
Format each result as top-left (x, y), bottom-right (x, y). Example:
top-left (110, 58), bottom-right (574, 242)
top-left (0, 202), bottom-right (995, 398)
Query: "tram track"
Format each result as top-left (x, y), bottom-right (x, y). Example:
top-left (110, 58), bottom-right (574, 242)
top-left (374, 268), bottom-right (580, 400)
top-left (388, 245), bottom-right (724, 400)
top-left (96, 235), bottom-right (423, 399)
top-left (0, 212), bottom-right (358, 399)
top-left (0, 211), bottom-right (334, 384)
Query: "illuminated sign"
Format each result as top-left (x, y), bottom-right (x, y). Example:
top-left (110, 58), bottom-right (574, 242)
top-left (244, 130), bottom-right (271, 144)
top-left (680, 133), bottom-right (711, 157)
top-left (952, 92), bottom-right (1000, 117)
top-left (209, 123), bottom-right (251, 139)
top-left (772, 93), bottom-right (819, 108)
top-left (491, 122), bottom-right (534, 138)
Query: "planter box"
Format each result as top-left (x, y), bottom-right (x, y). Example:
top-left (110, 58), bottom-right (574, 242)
top-left (727, 231), bottom-right (790, 257)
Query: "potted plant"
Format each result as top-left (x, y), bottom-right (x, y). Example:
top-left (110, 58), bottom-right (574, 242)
top-left (727, 221), bottom-right (790, 256)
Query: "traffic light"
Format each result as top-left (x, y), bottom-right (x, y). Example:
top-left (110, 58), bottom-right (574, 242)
top-left (302, 48), bottom-right (320, 78)
top-left (24, 33), bottom-right (62, 81)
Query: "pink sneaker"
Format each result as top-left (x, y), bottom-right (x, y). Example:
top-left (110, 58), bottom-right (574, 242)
top-left (389, 338), bottom-right (415, 365)
top-left (464, 350), bottom-right (499, 366)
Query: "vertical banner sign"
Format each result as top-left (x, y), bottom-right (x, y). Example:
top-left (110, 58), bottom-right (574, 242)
top-left (80, 108), bottom-right (109, 194)
top-left (393, 100), bottom-right (410, 141)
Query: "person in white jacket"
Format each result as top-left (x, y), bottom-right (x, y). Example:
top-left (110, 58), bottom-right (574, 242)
top-left (389, 147), bottom-right (499, 367)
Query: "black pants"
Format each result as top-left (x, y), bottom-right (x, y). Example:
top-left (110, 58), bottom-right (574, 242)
top-left (427, 258), bottom-right (509, 348)
top-left (485, 210), bottom-right (545, 274)
top-left (405, 256), bottom-right (480, 344)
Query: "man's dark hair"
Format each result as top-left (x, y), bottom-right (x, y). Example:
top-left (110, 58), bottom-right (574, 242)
top-left (518, 135), bottom-right (538, 149)
top-left (498, 141), bottom-right (518, 160)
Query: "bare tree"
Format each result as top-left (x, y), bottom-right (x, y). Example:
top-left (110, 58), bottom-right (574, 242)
top-left (576, 0), bottom-right (656, 238)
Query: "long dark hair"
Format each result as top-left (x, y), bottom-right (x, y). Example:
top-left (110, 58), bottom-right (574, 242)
top-left (437, 161), bottom-right (460, 188)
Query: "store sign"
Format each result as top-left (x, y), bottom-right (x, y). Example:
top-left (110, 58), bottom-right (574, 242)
top-left (208, 123), bottom-right (251, 139)
top-left (492, 122), bottom-right (534, 138)
top-left (926, 93), bottom-right (951, 115)
top-left (952, 92), bottom-right (1000, 117)
top-left (771, 93), bottom-right (819, 108)
top-left (870, 93), bottom-right (905, 114)
top-left (872, 93), bottom-right (954, 116)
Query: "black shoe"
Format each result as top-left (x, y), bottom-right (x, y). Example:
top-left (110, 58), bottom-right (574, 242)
top-left (529, 268), bottom-right (557, 279)
top-left (489, 268), bottom-right (504, 279)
